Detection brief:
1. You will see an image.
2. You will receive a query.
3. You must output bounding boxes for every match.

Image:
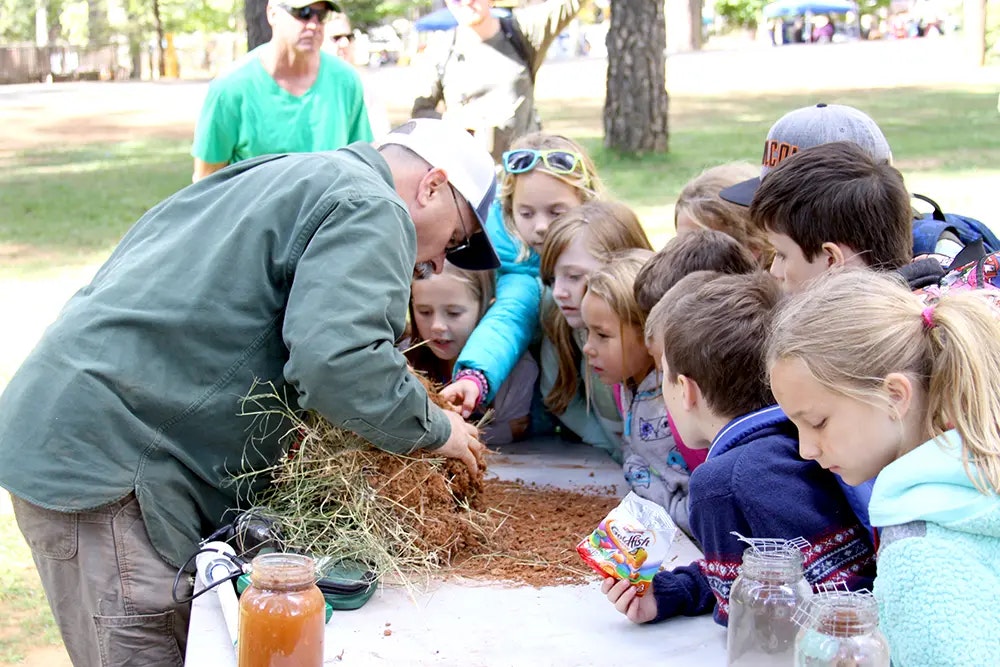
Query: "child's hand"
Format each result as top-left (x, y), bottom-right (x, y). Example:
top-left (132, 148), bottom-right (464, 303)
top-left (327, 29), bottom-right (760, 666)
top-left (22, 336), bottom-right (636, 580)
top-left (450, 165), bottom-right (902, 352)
top-left (440, 379), bottom-right (481, 418)
top-left (601, 577), bottom-right (658, 624)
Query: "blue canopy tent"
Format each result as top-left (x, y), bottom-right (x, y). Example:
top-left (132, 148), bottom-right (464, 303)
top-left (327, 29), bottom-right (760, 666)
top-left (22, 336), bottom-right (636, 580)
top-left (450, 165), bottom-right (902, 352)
top-left (762, 0), bottom-right (857, 18)
top-left (414, 7), bottom-right (510, 32)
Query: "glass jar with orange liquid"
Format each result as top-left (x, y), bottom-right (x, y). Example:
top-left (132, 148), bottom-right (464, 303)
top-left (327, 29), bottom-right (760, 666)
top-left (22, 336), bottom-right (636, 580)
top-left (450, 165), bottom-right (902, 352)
top-left (238, 552), bottom-right (325, 667)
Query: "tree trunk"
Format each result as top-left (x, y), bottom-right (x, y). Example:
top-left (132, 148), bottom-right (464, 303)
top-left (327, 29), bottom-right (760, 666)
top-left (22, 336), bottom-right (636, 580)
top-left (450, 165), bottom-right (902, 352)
top-left (86, 0), bottom-right (108, 45)
top-left (604, 0), bottom-right (669, 153)
top-left (689, 0), bottom-right (703, 50)
top-left (246, 0), bottom-right (271, 51)
top-left (152, 0), bottom-right (165, 77)
top-left (665, 0), bottom-right (703, 52)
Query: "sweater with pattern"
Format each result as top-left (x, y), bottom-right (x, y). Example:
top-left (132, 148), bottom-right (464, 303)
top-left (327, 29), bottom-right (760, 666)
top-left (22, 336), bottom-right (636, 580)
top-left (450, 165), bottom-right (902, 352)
top-left (650, 405), bottom-right (877, 626)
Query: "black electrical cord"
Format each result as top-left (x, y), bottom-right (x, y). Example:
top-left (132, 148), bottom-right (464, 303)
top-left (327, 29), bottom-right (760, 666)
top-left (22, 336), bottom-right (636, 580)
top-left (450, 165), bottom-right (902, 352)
top-left (171, 547), bottom-right (247, 605)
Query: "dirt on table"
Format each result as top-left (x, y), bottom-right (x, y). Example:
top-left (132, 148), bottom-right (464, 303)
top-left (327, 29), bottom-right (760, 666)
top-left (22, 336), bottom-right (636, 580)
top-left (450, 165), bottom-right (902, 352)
top-left (362, 374), bottom-right (619, 587)
top-left (452, 479), bottom-right (620, 588)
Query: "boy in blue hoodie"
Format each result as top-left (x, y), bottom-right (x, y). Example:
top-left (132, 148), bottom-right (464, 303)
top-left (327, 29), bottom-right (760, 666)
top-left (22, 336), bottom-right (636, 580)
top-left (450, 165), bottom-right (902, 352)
top-left (602, 270), bottom-right (876, 626)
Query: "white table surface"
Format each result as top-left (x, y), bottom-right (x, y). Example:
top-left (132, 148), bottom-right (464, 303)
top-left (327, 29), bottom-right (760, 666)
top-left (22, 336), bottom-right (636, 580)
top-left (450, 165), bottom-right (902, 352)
top-left (184, 439), bottom-right (727, 666)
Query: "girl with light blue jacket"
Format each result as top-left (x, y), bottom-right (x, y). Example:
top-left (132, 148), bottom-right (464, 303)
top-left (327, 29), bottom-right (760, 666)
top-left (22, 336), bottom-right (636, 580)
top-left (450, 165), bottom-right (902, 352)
top-left (441, 133), bottom-right (609, 440)
top-left (767, 269), bottom-right (1000, 667)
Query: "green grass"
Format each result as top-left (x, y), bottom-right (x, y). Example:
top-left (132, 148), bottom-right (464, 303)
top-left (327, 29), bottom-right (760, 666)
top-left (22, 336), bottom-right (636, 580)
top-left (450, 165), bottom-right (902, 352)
top-left (0, 139), bottom-right (192, 278)
top-left (0, 510), bottom-right (61, 663)
top-left (1, 85), bottom-right (999, 276)
top-left (539, 86), bottom-right (1000, 245)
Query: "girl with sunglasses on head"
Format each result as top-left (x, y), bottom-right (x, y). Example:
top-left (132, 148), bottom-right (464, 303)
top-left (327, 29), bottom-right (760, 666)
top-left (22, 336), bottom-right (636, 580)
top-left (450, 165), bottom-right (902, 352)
top-left (439, 133), bottom-right (604, 424)
top-left (540, 201), bottom-right (653, 460)
top-left (403, 262), bottom-right (537, 445)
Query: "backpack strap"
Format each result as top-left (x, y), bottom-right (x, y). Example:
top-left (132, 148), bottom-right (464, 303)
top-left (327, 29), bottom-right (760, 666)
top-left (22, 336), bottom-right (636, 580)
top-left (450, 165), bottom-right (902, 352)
top-left (948, 237), bottom-right (987, 272)
top-left (912, 193), bottom-right (947, 222)
top-left (437, 28), bottom-right (459, 85)
top-left (499, 14), bottom-right (535, 84)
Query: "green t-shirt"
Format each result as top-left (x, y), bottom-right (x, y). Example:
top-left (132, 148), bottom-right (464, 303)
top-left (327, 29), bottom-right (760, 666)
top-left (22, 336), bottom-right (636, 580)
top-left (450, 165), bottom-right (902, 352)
top-left (192, 48), bottom-right (374, 165)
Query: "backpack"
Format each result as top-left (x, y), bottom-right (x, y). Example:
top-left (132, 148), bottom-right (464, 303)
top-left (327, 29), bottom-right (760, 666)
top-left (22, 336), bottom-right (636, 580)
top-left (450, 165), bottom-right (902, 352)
top-left (911, 193), bottom-right (1000, 259)
top-left (913, 242), bottom-right (1000, 312)
top-left (499, 15), bottom-right (535, 84)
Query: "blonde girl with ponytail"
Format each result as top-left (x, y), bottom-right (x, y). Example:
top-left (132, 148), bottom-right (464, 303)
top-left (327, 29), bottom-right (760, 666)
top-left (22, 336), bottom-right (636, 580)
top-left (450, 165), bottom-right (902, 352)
top-left (766, 268), bottom-right (1000, 667)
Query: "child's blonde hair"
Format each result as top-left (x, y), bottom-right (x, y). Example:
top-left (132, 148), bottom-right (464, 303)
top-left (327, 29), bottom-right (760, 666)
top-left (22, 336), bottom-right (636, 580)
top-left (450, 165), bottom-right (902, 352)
top-left (540, 201), bottom-right (652, 414)
top-left (500, 132), bottom-right (605, 259)
top-left (585, 248), bottom-right (656, 383)
top-left (406, 263), bottom-right (496, 381)
top-left (767, 269), bottom-right (1000, 494)
top-left (675, 163), bottom-right (773, 267)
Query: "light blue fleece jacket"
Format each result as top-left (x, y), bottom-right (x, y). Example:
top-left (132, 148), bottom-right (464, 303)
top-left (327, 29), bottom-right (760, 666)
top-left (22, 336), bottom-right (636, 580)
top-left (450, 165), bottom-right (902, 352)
top-left (453, 201), bottom-right (541, 402)
top-left (869, 430), bottom-right (1000, 667)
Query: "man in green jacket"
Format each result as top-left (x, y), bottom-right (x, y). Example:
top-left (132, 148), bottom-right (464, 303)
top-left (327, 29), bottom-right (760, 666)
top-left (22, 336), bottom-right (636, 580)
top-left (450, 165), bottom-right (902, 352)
top-left (0, 118), bottom-right (498, 666)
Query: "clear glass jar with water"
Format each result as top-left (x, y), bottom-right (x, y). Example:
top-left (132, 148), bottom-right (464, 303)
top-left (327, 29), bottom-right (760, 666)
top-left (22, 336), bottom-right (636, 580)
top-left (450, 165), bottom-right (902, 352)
top-left (794, 591), bottom-right (890, 667)
top-left (727, 545), bottom-right (813, 667)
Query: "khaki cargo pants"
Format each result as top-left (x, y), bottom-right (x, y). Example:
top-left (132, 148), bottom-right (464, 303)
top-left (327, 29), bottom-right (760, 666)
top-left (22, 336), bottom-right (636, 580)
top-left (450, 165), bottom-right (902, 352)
top-left (11, 493), bottom-right (192, 666)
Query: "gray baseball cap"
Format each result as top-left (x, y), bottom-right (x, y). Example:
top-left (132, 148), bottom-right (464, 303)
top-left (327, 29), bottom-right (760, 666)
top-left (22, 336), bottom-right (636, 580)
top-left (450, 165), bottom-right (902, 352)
top-left (720, 103), bottom-right (893, 206)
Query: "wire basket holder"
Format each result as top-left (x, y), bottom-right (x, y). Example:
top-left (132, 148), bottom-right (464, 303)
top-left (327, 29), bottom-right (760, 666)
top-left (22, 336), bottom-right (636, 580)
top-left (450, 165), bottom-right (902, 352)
top-left (731, 531), bottom-right (812, 555)
top-left (792, 580), bottom-right (876, 630)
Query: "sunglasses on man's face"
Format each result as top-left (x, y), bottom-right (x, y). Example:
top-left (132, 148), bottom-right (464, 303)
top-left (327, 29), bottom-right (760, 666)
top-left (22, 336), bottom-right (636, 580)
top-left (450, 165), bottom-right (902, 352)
top-left (330, 32), bottom-right (355, 41)
top-left (279, 3), bottom-right (331, 23)
top-left (502, 149), bottom-right (587, 178)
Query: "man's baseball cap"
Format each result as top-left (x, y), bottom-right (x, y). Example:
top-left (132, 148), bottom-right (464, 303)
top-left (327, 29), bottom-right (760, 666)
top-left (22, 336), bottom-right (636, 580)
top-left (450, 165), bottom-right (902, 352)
top-left (719, 103), bottom-right (893, 206)
top-left (285, 0), bottom-right (343, 11)
top-left (380, 118), bottom-right (500, 271)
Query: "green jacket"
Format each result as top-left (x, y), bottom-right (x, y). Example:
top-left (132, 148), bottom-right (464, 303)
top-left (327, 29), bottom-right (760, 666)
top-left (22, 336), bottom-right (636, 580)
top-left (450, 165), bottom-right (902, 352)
top-left (0, 144), bottom-right (451, 568)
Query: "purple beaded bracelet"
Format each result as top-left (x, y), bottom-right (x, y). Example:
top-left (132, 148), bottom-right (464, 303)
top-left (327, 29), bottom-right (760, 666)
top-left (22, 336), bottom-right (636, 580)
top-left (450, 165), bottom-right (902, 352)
top-left (453, 369), bottom-right (489, 408)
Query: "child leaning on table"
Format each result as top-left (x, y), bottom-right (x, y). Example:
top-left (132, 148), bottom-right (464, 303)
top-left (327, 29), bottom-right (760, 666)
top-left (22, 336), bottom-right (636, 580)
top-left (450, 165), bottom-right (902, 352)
top-left (602, 270), bottom-right (876, 627)
top-left (673, 162), bottom-right (774, 268)
top-left (540, 201), bottom-right (653, 461)
top-left (767, 270), bottom-right (1000, 667)
top-left (440, 133), bottom-right (604, 419)
top-left (581, 249), bottom-right (693, 534)
top-left (632, 229), bottom-right (758, 476)
top-left (404, 261), bottom-right (537, 445)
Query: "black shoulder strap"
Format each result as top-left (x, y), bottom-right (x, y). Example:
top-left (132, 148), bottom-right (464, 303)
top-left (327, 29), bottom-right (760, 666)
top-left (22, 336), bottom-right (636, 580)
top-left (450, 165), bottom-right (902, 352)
top-left (437, 28), bottom-right (458, 83)
top-left (948, 237), bottom-right (987, 272)
top-left (912, 193), bottom-right (947, 222)
top-left (499, 15), bottom-right (535, 84)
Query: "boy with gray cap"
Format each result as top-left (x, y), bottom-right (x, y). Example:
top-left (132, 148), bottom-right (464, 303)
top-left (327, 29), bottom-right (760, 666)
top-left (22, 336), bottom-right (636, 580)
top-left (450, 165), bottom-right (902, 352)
top-left (719, 102), bottom-right (893, 207)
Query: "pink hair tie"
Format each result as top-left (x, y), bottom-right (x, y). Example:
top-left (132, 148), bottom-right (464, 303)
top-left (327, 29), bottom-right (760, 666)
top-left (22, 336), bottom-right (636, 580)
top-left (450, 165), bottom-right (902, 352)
top-left (921, 306), bottom-right (936, 329)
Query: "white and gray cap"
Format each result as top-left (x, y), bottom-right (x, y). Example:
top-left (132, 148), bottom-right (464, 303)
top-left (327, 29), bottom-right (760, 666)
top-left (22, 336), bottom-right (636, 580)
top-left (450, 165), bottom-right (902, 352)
top-left (720, 103), bottom-right (893, 206)
top-left (379, 118), bottom-right (500, 271)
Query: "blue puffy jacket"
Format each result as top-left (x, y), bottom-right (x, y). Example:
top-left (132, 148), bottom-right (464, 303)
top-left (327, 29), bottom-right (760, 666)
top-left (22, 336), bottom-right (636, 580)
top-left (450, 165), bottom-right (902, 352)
top-left (453, 201), bottom-right (542, 402)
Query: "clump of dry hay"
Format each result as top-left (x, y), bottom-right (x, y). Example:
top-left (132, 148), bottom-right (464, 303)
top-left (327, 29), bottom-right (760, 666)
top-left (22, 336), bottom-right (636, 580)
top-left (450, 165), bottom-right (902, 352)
top-left (234, 381), bottom-right (492, 587)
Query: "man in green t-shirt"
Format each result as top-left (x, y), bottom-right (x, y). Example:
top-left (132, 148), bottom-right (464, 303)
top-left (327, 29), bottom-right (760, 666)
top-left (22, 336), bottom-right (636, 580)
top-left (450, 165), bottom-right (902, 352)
top-left (192, 0), bottom-right (373, 182)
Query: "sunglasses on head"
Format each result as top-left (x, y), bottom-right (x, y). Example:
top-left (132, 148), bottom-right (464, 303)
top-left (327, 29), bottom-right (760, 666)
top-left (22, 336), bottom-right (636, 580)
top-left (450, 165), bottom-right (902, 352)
top-left (279, 3), bottom-right (331, 22)
top-left (502, 149), bottom-right (587, 178)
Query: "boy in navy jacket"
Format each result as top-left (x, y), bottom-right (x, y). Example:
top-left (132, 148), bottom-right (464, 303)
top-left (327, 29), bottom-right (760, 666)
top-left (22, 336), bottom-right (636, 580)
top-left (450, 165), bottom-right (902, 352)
top-left (602, 270), bottom-right (875, 626)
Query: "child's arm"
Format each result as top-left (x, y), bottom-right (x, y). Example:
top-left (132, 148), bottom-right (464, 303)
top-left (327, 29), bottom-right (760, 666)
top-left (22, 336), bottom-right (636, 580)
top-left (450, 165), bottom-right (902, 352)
top-left (603, 563), bottom-right (716, 625)
top-left (538, 335), bottom-right (618, 454)
top-left (445, 204), bottom-right (542, 414)
top-left (689, 437), bottom-right (877, 626)
top-left (478, 353), bottom-right (538, 445)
